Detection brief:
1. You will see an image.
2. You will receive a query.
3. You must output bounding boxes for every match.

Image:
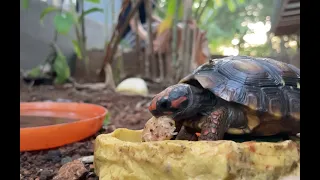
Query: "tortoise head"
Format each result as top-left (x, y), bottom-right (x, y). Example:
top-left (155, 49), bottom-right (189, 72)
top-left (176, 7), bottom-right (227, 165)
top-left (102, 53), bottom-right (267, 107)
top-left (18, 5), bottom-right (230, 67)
top-left (148, 84), bottom-right (191, 119)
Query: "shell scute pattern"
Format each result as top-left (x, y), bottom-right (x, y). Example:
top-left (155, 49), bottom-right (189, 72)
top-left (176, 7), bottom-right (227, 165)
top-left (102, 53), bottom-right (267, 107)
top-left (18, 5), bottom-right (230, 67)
top-left (257, 57), bottom-right (300, 86)
top-left (191, 56), bottom-right (300, 118)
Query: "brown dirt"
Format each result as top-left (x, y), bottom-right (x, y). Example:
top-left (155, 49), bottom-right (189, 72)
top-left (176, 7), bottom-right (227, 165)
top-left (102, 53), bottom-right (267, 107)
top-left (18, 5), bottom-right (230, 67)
top-left (20, 84), bottom-right (158, 180)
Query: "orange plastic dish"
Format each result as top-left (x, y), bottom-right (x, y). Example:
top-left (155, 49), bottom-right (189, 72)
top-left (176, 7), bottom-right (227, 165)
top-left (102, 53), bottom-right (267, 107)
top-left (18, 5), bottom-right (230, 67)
top-left (20, 102), bottom-right (108, 152)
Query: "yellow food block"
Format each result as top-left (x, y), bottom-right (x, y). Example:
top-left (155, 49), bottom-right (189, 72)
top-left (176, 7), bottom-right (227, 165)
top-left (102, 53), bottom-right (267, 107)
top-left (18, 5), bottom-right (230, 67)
top-left (94, 128), bottom-right (300, 180)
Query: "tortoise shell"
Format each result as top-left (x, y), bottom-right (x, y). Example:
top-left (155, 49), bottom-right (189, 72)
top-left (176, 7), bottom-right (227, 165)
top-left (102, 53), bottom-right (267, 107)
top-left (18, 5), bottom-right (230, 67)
top-left (179, 56), bottom-right (300, 120)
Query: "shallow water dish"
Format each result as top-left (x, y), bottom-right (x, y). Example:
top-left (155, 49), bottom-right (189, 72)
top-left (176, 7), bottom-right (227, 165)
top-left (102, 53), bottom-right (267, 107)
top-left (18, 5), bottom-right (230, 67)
top-left (20, 102), bottom-right (107, 152)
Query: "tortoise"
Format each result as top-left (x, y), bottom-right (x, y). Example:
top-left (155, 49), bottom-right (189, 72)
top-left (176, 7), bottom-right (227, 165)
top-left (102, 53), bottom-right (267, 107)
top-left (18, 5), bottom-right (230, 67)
top-left (148, 56), bottom-right (300, 141)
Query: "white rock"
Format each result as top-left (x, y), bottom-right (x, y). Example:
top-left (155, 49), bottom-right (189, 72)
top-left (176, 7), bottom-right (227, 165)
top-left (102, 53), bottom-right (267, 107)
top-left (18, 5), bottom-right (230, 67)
top-left (116, 78), bottom-right (149, 96)
top-left (78, 155), bottom-right (94, 163)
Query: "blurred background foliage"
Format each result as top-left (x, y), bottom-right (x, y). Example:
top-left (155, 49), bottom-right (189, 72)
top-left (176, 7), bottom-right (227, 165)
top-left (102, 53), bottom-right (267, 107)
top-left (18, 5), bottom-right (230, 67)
top-left (155, 0), bottom-right (298, 57)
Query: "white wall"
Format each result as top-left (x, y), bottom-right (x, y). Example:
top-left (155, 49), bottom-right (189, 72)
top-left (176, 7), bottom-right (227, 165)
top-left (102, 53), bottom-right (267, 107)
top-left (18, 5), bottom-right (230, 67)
top-left (20, 0), bottom-right (122, 70)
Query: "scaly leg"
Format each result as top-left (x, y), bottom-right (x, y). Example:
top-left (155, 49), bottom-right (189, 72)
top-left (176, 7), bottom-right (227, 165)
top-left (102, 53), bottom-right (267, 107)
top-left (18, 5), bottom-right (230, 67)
top-left (198, 106), bottom-right (229, 141)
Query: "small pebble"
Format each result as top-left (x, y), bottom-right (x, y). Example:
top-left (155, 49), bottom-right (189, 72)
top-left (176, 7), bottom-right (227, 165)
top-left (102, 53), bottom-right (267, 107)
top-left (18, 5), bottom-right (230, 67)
top-left (61, 156), bottom-right (73, 165)
top-left (72, 154), bottom-right (81, 160)
top-left (78, 155), bottom-right (94, 164)
top-left (56, 98), bottom-right (72, 102)
top-left (40, 169), bottom-right (53, 180)
top-left (46, 150), bottom-right (61, 163)
top-left (23, 170), bottom-right (31, 175)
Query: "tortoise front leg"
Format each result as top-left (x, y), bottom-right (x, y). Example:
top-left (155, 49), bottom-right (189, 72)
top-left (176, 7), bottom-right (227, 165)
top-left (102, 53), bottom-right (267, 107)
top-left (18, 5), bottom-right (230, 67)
top-left (175, 126), bottom-right (198, 141)
top-left (198, 106), bottom-right (229, 141)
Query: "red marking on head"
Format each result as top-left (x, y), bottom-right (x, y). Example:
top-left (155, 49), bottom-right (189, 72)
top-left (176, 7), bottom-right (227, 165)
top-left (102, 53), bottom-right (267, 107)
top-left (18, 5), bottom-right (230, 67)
top-left (149, 98), bottom-right (158, 111)
top-left (195, 132), bottom-right (201, 137)
top-left (148, 87), bottom-right (174, 112)
top-left (171, 96), bottom-right (187, 109)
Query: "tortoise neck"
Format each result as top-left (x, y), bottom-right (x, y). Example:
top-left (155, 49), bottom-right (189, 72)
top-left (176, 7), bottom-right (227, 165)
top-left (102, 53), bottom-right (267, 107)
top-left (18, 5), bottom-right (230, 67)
top-left (188, 85), bottom-right (217, 115)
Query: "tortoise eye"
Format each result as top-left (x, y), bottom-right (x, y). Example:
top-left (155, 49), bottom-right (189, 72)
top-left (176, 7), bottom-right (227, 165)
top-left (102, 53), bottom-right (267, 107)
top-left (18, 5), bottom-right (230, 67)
top-left (158, 98), bottom-right (171, 109)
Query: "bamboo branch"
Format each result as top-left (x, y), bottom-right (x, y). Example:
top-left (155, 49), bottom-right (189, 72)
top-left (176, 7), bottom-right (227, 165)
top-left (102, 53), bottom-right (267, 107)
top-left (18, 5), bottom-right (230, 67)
top-left (152, 0), bottom-right (165, 17)
top-left (131, 0), bottom-right (142, 76)
top-left (194, 0), bottom-right (204, 18)
top-left (185, 27), bottom-right (192, 74)
top-left (181, 0), bottom-right (193, 78)
top-left (196, 0), bottom-right (209, 22)
top-left (158, 52), bottom-right (164, 81)
top-left (172, 0), bottom-right (181, 68)
top-left (71, 0), bottom-right (88, 73)
top-left (53, 0), bottom-right (64, 49)
top-left (79, 0), bottom-right (86, 48)
top-left (145, 0), bottom-right (155, 78)
top-left (190, 27), bottom-right (198, 71)
top-left (111, 0), bottom-right (116, 31)
top-left (100, 0), bottom-right (142, 75)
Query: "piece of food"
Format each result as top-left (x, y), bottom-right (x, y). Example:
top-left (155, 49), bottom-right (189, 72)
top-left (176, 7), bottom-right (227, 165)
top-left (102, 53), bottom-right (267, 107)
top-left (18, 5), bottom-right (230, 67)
top-left (142, 116), bottom-right (177, 142)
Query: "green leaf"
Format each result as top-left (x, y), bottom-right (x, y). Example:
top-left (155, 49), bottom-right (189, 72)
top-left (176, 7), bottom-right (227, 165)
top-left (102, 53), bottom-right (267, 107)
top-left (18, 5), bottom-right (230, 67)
top-left (53, 13), bottom-right (75, 35)
top-left (85, 0), bottom-right (101, 4)
top-left (238, 0), bottom-right (246, 4)
top-left (226, 0), bottom-right (236, 12)
top-left (166, 0), bottom-right (180, 17)
top-left (178, 3), bottom-right (184, 19)
top-left (40, 6), bottom-right (60, 23)
top-left (166, 0), bottom-right (183, 17)
top-left (72, 40), bottom-right (82, 59)
top-left (22, 0), bottom-right (29, 9)
top-left (207, 0), bottom-right (214, 8)
top-left (53, 54), bottom-right (70, 84)
top-left (27, 67), bottom-right (42, 78)
top-left (103, 113), bottom-right (110, 126)
top-left (78, 7), bottom-right (103, 22)
top-left (215, 0), bottom-right (223, 8)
